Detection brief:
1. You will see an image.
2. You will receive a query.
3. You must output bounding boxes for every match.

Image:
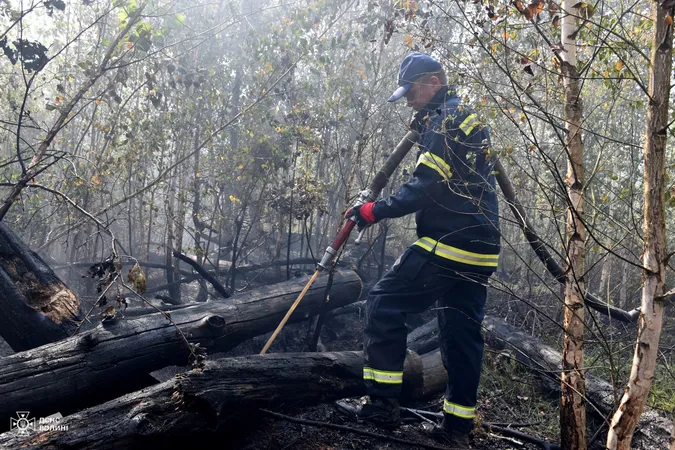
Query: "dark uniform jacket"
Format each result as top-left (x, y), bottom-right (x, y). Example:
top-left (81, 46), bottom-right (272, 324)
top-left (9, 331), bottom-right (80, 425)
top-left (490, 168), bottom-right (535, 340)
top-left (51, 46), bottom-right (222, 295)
top-left (372, 88), bottom-right (500, 273)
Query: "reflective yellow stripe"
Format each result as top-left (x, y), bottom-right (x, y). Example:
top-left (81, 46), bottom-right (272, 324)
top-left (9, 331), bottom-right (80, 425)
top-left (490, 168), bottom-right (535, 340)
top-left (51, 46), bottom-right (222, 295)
top-left (417, 152), bottom-right (452, 181)
top-left (443, 399), bottom-right (476, 419)
top-left (459, 113), bottom-right (480, 135)
top-left (413, 236), bottom-right (499, 267)
top-left (363, 367), bottom-right (403, 384)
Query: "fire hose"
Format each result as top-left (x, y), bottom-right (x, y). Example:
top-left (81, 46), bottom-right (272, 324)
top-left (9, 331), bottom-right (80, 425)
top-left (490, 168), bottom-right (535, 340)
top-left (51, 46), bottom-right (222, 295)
top-left (260, 128), bottom-right (421, 355)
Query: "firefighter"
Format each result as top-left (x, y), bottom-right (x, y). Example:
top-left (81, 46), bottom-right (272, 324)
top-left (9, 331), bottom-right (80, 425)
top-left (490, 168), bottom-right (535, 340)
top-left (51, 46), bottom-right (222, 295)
top-left (344, 52), bottom-right (501, 447)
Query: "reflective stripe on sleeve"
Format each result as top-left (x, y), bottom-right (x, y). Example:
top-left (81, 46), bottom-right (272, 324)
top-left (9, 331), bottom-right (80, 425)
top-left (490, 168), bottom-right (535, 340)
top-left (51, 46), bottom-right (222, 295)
top-left (443, 399), bottom-right (476, 419)
top-left (413, 236), bottom-right (499, 267)
top-left (458, 113), bottom-right (480, 136)
top-left (417, 152), bottom-right (452, 181)
top-left (363, 367), bottom-right (403, 384)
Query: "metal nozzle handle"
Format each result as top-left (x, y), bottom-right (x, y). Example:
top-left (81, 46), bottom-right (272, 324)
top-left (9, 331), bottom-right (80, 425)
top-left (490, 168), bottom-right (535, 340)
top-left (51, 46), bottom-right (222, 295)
top-left (354, 228), bottom-right (367, 245)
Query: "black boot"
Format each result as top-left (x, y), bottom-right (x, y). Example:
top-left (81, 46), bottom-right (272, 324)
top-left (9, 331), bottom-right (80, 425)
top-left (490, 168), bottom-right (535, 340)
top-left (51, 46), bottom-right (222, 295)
top-left (336, 396), bottom-right (400, 428)
top-left (424, 417), bottom-right (471, 448)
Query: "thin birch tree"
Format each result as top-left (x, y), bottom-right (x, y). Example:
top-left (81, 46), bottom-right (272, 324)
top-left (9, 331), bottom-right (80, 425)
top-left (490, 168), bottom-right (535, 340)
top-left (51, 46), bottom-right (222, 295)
top-left (560, 0), bottom-right (586, 448)
top-left (606, 0), bottom-right (673, 447)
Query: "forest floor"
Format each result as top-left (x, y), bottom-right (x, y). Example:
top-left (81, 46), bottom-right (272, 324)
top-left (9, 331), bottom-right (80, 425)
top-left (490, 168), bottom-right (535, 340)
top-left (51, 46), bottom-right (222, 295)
top-left (225, 400), bottom-right (554, 450)
top-left (219, 307), bottom-right (564, 450)
top-left (0, 278), bottom-right (567, 450)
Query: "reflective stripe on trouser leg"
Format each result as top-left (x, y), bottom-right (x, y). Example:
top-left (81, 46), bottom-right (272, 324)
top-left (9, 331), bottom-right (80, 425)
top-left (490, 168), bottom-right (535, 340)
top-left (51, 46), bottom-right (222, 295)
top-left (438, 273), bottom-right (488, 432)
top-left (363, 367), bottom-right (403, 384)
top-left (363, 249), bottom-right (459, 399)
top-left (443, 399), bottom-right (476, 419)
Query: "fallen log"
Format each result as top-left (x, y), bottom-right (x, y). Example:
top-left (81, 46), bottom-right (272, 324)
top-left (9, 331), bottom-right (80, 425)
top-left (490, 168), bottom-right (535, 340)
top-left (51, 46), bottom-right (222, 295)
top-left (407, 317), bottom-right (440, 356)
top-left (410, 316), bottom-right (625, 412)
top-left (420, 349), bottom-right (446, 397)
top-left (481, 316), bottom-right (672, 450)
top-left (58, 257), bottom-right (318, 277)
top-left (0, 350), bottom-right (430, 449)
top-left (407, 317), bottom-right (673, 449)
top-left (0, 269), bottom-right (362, 428)
top-left (0, 222), bottom-right (80, 351)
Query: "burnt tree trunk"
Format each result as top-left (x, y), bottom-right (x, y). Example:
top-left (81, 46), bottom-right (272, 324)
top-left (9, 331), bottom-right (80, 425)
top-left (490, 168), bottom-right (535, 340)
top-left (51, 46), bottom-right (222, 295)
top-left (0, 222), bottom-right (80, 352)
top-left (0, 350), bottom-right (435, 450)
top-left (0, 269), bottom-right (362, 427)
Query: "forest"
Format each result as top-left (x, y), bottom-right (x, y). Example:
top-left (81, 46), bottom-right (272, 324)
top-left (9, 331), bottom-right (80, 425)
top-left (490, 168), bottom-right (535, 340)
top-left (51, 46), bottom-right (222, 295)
top-left (0, 0), bottom-right (673, 449)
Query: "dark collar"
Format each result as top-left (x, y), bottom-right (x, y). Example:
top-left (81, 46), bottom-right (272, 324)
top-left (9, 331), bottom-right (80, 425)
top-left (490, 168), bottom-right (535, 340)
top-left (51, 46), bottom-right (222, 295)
top-left (419, 86), bottom-right (457, 117)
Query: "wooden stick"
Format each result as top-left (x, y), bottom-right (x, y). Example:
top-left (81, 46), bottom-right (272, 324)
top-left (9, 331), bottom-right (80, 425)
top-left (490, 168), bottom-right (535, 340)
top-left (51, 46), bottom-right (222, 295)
top-left (260, 270), bottom-right (320, 354)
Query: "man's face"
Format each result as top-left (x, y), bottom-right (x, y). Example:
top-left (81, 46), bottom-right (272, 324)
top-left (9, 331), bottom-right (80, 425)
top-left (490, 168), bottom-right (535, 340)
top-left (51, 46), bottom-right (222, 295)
top-left (405, 77), bottom-right (438, 111)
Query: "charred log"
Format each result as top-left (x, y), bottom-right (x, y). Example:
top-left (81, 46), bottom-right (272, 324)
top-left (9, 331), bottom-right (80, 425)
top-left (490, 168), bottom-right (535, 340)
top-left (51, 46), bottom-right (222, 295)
top-left (407, 317), bottom-right (440, 355)
top-left (0, 350), bottom-right (429, 450)
top-left (0, 222), bottom-right (80, 351)
top-left (0, 270), bottom-right (362, 427)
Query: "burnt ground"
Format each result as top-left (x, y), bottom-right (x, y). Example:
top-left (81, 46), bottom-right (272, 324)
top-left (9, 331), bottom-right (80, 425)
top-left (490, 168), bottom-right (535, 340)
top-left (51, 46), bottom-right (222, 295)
top-left (0, 276), bottom-right (564, 450)
top-left (224, 400), bottom-right (554, 450)
top-left (218, 307), bottom-right (563, 450)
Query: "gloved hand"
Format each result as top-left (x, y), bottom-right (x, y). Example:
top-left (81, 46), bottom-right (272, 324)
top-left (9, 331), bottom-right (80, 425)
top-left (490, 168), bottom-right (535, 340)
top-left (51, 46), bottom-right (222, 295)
top-left (345, 201), bottom-right (377, 230)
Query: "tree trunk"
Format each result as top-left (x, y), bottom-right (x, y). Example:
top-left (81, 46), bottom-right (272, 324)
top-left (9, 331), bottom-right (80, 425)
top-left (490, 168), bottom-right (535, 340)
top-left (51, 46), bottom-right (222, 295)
top-left (0, 350), bottom-right (432, 449)
top-left (173, 152), bottom-right (187, 301)
top-left (606, 1), bottom-right (672, 447)
top-left (165, 141), bottom-right (180, 301)
top-left (274, 210), bottom-right (285, 280)
top-left (619, 251), bottom-right (629, 310)
top-left (191, 107), bottom-right (208, 303)
top-left (560, 0), bottom-right (586, 447)
top-left (599, 249), bottom-right (612, 304)
top-left (0, 223), bottom-right (80, 351)
top-left (483, 316), bottom-right (671, 450)
top-left (0, 270), bottom-right (362, 426)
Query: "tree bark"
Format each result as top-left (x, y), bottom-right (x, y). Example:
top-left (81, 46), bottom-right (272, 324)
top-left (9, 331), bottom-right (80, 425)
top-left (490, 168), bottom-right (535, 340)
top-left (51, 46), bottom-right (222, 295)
top-left (165, 141), bottom-right (180, 301)
top-left (606, 1), bottom-right (672, 447)
top-left (560, 0), bottom-right (587, 446)
top-left (0, 269), bottom-right (362, 426)
top-left (0, 350), bottom-right (431, 449)
top-left (0, 223), bottom-right (80, 351)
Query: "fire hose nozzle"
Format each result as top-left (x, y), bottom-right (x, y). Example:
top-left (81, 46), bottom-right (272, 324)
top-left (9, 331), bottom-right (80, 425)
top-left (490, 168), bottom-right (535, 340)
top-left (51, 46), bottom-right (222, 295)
top-left (317, 246), bottom-right (337, 271)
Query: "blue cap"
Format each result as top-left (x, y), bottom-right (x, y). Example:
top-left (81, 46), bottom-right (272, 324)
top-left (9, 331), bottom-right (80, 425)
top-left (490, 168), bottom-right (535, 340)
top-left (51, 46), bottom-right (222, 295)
top-left (388, 52), bottom-right (443, 102)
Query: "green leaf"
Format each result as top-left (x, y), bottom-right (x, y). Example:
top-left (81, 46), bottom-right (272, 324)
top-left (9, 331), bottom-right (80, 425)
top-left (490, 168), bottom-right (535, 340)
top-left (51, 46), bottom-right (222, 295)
top-left (175, 13), bottom-right (186, 24)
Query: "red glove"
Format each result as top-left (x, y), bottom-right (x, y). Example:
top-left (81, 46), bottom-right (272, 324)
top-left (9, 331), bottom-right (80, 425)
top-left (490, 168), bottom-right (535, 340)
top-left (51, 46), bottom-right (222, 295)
top-left (345, 202), bottom-right (376, 229)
